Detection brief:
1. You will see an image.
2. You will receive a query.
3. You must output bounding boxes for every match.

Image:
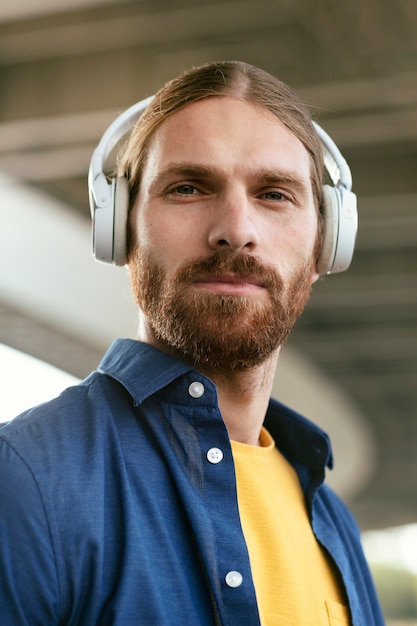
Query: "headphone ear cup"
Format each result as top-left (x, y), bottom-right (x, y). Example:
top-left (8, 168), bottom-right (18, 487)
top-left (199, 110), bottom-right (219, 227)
top-left (91, 177), bottom-right (116, 265)
top-left (113, 176), bottom-right (129, 266)
top-left (317, 184), bottom-right (339, 275)
top-left (317, 184), bottom-right (358, 275)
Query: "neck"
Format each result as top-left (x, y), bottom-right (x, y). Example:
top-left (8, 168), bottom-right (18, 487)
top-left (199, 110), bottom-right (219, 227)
top-left (203, 351), bottom-right (279, 446)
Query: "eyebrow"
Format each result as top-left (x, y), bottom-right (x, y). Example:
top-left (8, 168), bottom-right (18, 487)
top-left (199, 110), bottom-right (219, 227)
top-left (254, 169), bottom-right (311, 194)
top-left (148, 164), bottom-right (214, 189)
top-left (149, 162), bottom-right (311, 195)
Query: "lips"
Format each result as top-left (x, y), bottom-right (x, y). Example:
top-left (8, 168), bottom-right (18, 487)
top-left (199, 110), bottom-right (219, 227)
top-left (176, 250), bottom-right (277, 295)
top-left (193, 273), bottom-right (265, 295)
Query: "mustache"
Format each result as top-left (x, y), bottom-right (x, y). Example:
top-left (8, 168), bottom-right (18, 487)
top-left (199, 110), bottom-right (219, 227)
top-left (175, 250), bottom-right (283, 290)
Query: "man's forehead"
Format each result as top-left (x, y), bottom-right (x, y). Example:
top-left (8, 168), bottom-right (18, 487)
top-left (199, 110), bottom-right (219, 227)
top-left (138, 103), bottom-right (313, 201)
top-left (145, 97), bottom-right (311, 167)
top-left (150, 95), bottom-right (286, 135)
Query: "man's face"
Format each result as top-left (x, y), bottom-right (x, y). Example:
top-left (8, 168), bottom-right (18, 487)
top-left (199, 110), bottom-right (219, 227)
top-left (128, 96), bottom-right (319, 371)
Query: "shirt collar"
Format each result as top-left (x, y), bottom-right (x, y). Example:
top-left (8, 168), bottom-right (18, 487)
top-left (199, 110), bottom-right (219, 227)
top-left (265, 400), bottom-right (333, 470)
top-left (97, 338), bottom-right (194, 405)
top-left (97, 338), bottom-right (333, 472)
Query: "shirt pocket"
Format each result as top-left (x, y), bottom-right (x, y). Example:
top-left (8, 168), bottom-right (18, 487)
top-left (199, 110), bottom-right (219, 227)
top-left (325, 600), bottom-right (352, 625)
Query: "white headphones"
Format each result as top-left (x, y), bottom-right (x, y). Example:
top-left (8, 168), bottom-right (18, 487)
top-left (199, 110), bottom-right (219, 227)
top-left (88, 96), bottom-right (357, 274)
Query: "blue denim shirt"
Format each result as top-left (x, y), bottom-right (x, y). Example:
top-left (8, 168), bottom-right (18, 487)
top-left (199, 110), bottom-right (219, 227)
top-left (0, 339), bottom-right (384, 625)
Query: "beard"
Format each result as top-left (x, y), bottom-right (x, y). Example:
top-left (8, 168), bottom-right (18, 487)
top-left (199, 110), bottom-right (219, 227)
top-left (128, 247), bottom-right (314, 372)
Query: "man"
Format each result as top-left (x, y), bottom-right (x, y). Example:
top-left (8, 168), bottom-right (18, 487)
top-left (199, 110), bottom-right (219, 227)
top-left (0, 61), bottom-right (384, 625)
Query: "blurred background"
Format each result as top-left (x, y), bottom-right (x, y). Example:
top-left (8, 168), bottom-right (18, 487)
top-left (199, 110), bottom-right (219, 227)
top-left (0, 1), bottom-right (416, 622)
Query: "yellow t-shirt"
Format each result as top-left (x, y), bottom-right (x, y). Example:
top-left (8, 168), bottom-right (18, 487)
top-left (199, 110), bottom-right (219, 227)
top-left (231, 428), bottom-right (351, 625)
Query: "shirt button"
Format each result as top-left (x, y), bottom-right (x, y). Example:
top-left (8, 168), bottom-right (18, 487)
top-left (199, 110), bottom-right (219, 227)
top-left (225, 571), bottom-right (243, 588)
top-left (206, 448), bottom-right (224, 464)
top-left (188, 381), bottom-right (205, 398)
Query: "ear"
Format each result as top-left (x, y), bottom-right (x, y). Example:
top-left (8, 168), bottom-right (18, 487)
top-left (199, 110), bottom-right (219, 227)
top-left (311, 270), bottom-right (320, 285)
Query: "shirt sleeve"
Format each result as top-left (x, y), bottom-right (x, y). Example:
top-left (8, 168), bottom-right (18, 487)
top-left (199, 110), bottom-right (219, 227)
top-left (0, 436), bottom-right (60, 625)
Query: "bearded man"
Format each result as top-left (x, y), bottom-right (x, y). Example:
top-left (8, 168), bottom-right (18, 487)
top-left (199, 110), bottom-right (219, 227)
top-left (0, 61), bottom-right (384, 625)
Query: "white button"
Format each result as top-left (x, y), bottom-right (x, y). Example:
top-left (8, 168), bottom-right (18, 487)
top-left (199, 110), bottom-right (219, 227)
top-left (206, 448), bottom-right (223, 464)
top-left (225, 571), bottom-right (243, 588)
top-left (188, 381), bottom-right (205, 398)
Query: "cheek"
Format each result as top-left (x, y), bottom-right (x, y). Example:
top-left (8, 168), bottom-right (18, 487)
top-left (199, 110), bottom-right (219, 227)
top-left (137, 205), bottom-right (211, 267)
top-left (133, 214), bottom-right (182, 274)
top-left (269, 217), bottom-right (318, 275)
top-left (130, 204), bottom-right (163, 256)
top-left (294, 214), bottom-right (320, 256)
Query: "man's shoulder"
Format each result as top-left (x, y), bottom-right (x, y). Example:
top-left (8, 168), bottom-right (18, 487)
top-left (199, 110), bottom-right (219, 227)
top-left (1, 370), bottom-right (100, 431)
top-left (0, 369), bottom-right (137, 524)
top-left (0, 370), bottom-right (124, 466)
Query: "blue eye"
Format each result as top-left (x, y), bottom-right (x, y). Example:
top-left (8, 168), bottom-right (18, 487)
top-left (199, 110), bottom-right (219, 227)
top-left (176, 185), bottom-right (197, 195)
top-left (263, 191), bottom-right (285, 201)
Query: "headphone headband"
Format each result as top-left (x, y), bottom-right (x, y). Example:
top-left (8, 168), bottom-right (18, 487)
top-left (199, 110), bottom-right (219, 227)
top-left (313, 121), bottom-right (352, 190)
top-left (88, 96), bottom-right (357, 274)
top-left (88, 95), bottom-right (154, 216)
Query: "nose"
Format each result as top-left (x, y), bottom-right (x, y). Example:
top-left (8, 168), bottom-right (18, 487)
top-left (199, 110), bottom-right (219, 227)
top-left (208, 193), bottom-right (260, 252)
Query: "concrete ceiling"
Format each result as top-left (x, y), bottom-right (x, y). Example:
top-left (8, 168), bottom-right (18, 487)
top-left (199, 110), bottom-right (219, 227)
top-left (0, 0), bottom-right (416, 531)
